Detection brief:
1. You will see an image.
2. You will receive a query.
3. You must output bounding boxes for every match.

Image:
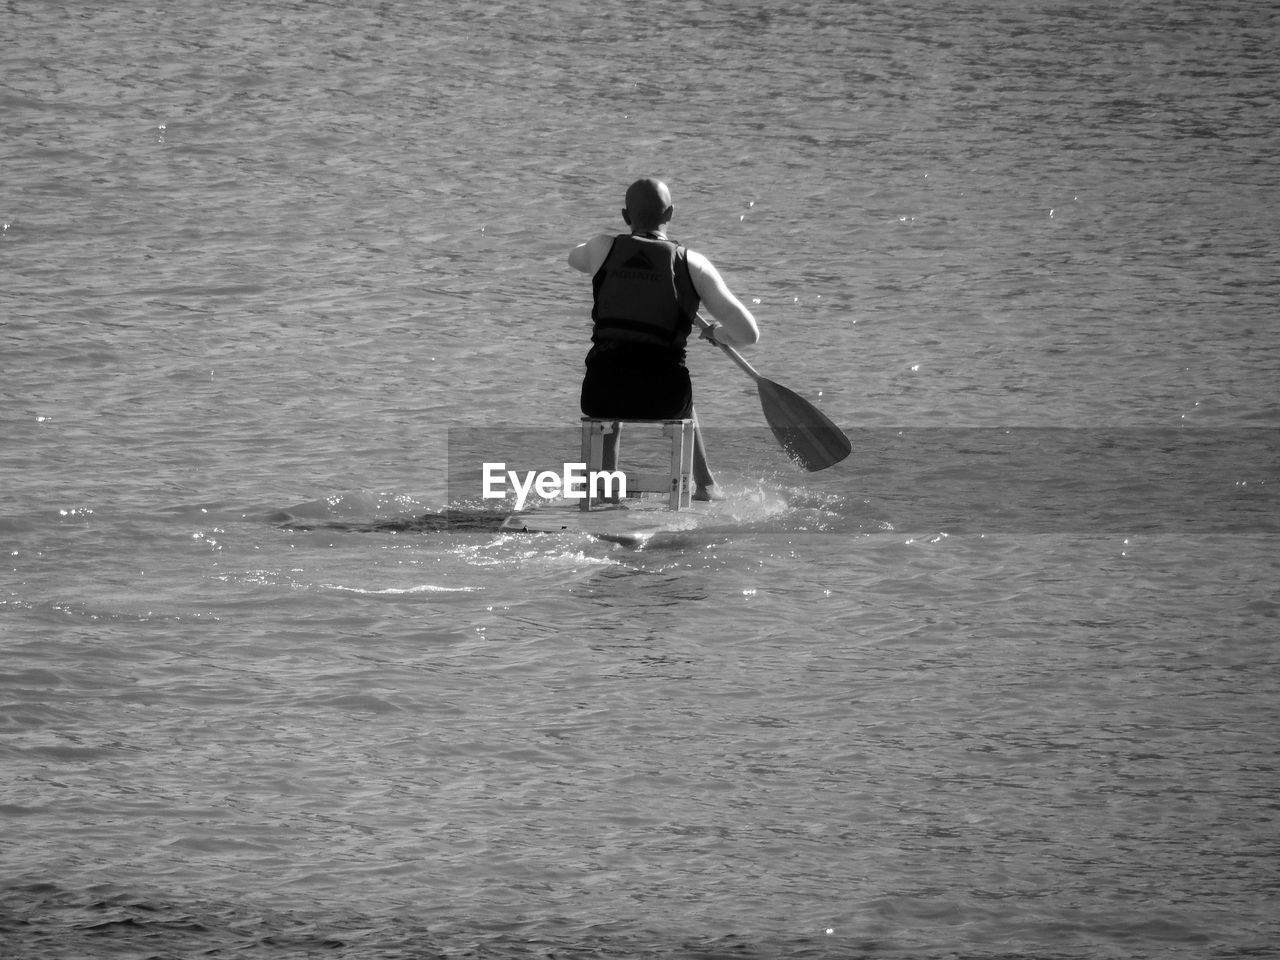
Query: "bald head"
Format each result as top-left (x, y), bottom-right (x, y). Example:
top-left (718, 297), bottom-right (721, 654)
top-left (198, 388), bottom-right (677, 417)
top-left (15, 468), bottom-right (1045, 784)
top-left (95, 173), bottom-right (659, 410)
top-left (622, 178), bottom-right (674, 232)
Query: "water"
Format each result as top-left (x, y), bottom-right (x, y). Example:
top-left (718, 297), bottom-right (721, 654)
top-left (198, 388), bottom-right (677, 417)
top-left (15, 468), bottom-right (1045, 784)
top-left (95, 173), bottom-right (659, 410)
top-left (3, 1), bottom-right (1278, 957)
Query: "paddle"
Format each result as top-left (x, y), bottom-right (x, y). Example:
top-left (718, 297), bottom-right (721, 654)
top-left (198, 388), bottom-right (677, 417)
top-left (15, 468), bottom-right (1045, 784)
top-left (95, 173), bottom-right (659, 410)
top-left (694, 313), bottom-right (851, 471)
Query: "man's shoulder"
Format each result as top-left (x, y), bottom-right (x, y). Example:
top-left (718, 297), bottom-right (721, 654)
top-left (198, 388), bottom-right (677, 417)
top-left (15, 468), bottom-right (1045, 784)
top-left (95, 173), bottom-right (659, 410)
top-left (570, 233), bottom-right (617, 273)
top-left (589, 233), bottom-right (620, 256)
top-left (683, 247), bottom-right (716, 277)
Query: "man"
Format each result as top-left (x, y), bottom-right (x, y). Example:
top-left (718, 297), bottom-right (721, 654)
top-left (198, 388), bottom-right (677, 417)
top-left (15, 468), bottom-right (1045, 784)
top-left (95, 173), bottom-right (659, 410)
top-left (569, 178), bottom-right (759, 500)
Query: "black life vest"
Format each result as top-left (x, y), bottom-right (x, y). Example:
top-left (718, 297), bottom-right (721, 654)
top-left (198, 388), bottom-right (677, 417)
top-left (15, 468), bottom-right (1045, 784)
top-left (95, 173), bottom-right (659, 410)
top-left (590, 233), bottom-right (700, 356)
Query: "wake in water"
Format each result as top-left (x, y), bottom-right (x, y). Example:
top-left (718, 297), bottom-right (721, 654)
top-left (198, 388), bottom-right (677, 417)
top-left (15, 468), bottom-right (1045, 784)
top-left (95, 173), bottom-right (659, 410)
top-left (264, 489), bottom-right (507, 534)
top-left (272, 508), bottom-right (511, 535)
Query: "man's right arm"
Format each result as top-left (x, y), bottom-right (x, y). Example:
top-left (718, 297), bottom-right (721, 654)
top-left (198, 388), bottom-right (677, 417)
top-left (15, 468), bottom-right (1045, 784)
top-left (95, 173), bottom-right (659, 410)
top-left (687, 251), bottom-right (760, 346)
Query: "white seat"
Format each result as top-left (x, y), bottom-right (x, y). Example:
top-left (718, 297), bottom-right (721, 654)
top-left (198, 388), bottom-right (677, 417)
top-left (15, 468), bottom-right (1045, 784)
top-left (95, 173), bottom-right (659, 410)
top-left (579, 418), bottom-right (695, 511)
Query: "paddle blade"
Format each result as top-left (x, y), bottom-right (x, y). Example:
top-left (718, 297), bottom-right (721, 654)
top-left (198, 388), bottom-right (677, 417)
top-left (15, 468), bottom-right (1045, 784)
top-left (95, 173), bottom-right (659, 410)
top-left (757, 378), bottom-right (851, 471)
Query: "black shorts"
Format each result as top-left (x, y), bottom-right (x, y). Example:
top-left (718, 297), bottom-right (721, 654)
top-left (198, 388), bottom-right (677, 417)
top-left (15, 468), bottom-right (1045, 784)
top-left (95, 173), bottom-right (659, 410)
top-left (580, 346), bottom-right (693, 420)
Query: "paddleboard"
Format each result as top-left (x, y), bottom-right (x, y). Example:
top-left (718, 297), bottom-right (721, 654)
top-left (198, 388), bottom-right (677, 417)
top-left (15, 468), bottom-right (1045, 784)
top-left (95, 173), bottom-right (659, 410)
top-left (500, 498), bottom-right (720, 547)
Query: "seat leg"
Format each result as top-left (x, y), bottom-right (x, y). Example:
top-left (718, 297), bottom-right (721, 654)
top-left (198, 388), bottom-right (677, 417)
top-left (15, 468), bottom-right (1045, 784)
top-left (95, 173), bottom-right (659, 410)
top-left (580, 419), bottom-right (621, 511)
top-left (662, 419), bottom-right (696, 511)
top-left (580, 420), bottom-right (600, 511)
top-left (679, 419), bottom-right (695, 509)
top-left (666, 421), bottom-right (682, 510)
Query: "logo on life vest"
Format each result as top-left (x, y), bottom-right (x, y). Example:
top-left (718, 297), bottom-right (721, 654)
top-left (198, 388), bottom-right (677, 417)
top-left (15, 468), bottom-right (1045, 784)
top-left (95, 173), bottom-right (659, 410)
top-left (620, 251), bottom-right (655, 270)
top-left (613, 250), bottom-right (662, 282)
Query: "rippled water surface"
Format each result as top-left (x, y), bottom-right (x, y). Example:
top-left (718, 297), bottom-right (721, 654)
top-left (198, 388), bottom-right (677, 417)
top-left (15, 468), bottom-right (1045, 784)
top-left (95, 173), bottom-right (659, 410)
top-left (3, 1), bottom-right (1278, 958)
